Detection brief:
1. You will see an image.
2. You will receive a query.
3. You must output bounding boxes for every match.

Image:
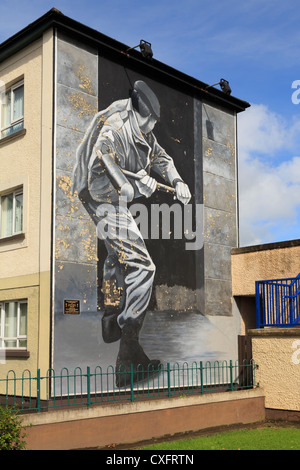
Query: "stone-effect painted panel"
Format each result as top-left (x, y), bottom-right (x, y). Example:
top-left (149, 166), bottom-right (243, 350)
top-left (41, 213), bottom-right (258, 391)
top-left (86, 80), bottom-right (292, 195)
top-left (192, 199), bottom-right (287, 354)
top-left (203, 172), bottom-right (236, 214)
top-left (56, 35), bottom-right (98, 95)
top-left (53, 33), bottom-right (98, 372)
top-left (204, 244), bottom-right (232, 281)
top-left (202, 101), bottom-right (237, 316)
top-left (203, 139), bottom-right (236, 181)
top-left (202, 103), bottom-right (235, 146)
top-left (204, 208), bottom-right (237, 246)
top-left (57, 83), bottom-right (98, 132)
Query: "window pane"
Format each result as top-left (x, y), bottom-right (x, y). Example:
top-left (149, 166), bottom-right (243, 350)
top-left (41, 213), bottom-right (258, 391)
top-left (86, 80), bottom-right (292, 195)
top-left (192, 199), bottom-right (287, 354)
top-left (19, 303), bottom-right (27, 336)
top-left (1, 127), bottom-right (13, 139)
top-left (15, 193), bottom-right (23, 233)
top-left (11, 121), bottom-right (24, 134)
top-left (4, 340), bottom-right (17, 348)
top-left (1, 91), bottom-right (11, 128)
top-left (13, 85), bottom-right (24, 121)
top-left (1, 193), bottom-right (13, 237)
top-left (4, 302), bottom-right (17, 338)
top-left (19, 339), bottom-right (27, 348)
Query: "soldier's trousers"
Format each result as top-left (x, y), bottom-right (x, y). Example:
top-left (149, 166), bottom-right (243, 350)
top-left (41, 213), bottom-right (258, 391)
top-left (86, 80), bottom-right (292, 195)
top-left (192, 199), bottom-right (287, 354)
top-left (96, 202), bottom-right (155, 328)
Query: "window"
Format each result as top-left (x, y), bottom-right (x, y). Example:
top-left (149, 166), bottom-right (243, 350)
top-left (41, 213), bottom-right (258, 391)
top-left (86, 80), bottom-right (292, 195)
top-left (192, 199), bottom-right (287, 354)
top-left (0, 188), bottom-right (23, 238)
top-left (0, 300), bottom-right (27, 349)
top-left (0, 81), bottom-right (24, 139)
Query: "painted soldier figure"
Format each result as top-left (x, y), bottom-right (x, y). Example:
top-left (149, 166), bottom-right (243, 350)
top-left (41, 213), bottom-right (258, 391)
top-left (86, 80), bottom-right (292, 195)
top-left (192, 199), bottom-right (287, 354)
top-left (73, 80), bottom-right (191, 386)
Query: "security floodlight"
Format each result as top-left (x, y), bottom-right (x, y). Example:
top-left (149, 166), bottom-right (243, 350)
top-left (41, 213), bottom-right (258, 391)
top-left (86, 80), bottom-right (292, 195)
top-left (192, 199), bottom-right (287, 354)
top-left (126, 40), bottom-right (153, 59)
top-left (206, 78), bottom-right (232, 95)
top-left (219, 79), bottom-right (231, 95)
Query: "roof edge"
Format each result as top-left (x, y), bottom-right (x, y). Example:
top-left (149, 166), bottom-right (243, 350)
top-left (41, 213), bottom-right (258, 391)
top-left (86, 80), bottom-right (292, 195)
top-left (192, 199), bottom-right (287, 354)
top-left (0, 8), bottom-right (250, 112)
top-left (232, 238), bottom-right (300, 255)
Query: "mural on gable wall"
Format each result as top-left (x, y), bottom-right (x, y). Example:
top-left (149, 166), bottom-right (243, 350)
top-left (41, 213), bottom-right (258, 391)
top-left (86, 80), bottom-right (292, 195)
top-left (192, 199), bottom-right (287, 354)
top-left (52, 35), bottom-right (239, 391)
top-left (72, 78), bottom-right (194, 387)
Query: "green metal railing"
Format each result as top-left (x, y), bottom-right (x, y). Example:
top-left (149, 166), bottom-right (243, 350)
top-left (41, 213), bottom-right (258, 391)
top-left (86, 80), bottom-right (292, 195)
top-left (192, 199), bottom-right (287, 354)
top-left (0, 360), bottom-right (258, 413)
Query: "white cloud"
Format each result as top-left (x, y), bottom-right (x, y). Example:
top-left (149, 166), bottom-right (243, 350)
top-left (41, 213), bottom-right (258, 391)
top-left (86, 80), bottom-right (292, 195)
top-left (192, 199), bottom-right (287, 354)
top-left (237, 104), bottom-right (300, 246)
top-left (239, 104), bottom-right (300, 157)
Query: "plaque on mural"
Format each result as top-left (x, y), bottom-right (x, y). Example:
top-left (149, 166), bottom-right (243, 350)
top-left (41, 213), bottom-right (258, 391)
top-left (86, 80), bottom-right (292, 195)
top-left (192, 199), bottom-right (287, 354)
top-left (64, 300), bottom-right (80, 315)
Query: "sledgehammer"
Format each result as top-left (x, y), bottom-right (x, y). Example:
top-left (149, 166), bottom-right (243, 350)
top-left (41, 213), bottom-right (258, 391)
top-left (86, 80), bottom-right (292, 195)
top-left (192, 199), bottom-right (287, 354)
top-left (97, 150), bottom-right (176, 201)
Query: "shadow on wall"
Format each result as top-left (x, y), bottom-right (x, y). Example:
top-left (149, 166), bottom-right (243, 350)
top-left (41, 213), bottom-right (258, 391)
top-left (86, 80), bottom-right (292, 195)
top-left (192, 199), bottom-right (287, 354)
top-left (53, 309), bottom-right (234, 373)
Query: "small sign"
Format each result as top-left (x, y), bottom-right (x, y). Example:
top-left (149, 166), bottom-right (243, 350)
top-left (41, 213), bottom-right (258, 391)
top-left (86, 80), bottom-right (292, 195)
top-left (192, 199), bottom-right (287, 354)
top-left (64, 299), bottom-right (80, 315)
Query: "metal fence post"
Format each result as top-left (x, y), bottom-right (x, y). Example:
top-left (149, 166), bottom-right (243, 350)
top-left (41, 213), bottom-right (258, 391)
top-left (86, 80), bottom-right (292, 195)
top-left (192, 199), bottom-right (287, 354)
top-left (86, 366), bottom-right (91, 407)
top-left (199, 361), bottom-right (203, 394)
top-left (130, 364), bottom-right (134, 402)
top-left (36, 369), bottom-right (41, 413)
top-left (167, 363), bottom-right (171, 397)
top-left (289, 282), bottom-right (294, 325)
top-left (229, 360), bottom-right (234, 391)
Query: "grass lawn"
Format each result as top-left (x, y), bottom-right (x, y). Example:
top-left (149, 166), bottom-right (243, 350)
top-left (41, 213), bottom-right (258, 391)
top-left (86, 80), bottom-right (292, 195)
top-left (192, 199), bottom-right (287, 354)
top-left (136, 424), bottom-right (300, 450)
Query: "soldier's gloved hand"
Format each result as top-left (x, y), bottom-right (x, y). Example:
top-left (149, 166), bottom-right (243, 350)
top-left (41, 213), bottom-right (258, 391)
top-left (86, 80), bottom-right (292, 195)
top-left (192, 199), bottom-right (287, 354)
top-left (136, 169), bottom-right (157, 198)
top-left (174, 181), bottom-right (191, 205)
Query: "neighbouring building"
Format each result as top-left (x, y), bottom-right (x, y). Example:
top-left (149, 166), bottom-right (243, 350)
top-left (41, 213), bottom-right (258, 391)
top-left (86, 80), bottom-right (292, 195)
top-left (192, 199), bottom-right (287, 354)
top-left (232, 240), bottom-right (300, 418)
top-left (0, 9), bottom-right (250, 389)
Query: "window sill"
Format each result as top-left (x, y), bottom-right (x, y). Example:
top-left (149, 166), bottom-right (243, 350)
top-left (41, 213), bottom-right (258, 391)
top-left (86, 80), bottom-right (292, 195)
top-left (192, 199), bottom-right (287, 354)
top-left (1, 350), bottom-right (30, 358)
top-left (0, 128), bottom-right (26, 146)
top-left (0, 232), bottom-right (25, 243)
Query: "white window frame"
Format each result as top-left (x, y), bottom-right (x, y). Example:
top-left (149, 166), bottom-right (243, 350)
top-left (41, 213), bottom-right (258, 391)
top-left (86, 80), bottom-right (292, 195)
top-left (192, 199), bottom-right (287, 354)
top-left (0, 300), bottom-right (27, 350)
top-left (0, 80), bottom-right (24, 139)
top-left (0, 187), bottom-right (23, 239)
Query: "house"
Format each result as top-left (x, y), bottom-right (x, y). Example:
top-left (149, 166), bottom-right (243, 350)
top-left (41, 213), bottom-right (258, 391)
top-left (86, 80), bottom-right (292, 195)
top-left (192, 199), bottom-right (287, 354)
top-left (0, 9), bottom-right (250, 386)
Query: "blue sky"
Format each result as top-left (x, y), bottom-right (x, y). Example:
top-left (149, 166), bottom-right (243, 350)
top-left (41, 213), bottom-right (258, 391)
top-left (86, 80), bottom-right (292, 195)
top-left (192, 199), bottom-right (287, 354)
top-left (1, 0), bottom-right (300, 246)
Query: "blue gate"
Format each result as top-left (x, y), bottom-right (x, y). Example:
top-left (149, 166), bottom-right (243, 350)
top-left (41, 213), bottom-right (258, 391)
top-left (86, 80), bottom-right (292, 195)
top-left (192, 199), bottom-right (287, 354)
top-left (255, 273), bottom-right (300, 328)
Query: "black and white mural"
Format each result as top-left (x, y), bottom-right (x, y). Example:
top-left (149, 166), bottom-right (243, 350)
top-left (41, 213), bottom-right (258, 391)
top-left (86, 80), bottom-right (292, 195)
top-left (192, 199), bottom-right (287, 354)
top-left (52, 33), bottom-right (240, 389)
top-left (72, 79), bottom-right (193, 386)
